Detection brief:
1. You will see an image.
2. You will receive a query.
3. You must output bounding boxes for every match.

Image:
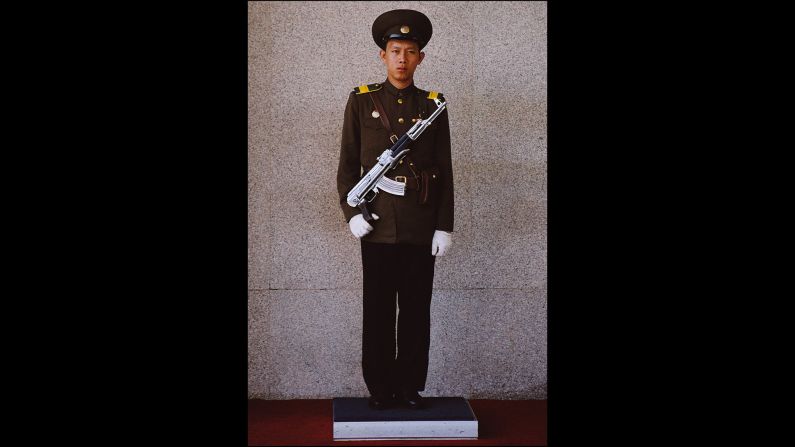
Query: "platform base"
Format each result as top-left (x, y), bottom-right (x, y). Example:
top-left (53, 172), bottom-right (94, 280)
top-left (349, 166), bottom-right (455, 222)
top-left (332, 397), bottom-right (478, 441)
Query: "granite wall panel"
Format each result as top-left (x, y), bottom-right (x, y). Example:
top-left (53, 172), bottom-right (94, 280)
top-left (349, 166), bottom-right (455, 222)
top-left (249, 1), bottom-right (546, 399)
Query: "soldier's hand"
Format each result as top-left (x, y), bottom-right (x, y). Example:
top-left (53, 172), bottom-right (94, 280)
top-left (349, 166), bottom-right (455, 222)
top-left (349, 213), bottom-right (380, 239)
top-left (432, 230), bottom-right (452, 256)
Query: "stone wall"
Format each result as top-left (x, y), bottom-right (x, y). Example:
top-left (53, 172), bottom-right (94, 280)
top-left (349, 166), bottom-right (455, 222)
top-left (249, 1), bottom-right (546, 399)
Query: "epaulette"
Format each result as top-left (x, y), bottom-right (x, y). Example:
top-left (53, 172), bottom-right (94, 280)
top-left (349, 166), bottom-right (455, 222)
top-left (353, 83), bottom-right (383, 94)
top-left (426, 91), bottom-right (445, 102)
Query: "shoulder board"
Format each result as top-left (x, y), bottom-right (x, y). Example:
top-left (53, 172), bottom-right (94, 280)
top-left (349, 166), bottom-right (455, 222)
top-left (426, 91), bottom-right (445, 101)
top-left (353, 83), bottom-right (383, 94)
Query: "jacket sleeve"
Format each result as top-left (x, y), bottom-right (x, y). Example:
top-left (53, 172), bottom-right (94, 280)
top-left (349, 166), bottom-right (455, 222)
top-left (434, 107), bottom-right (454, 232)
top-left (337, 92), bottom-right (362, 223)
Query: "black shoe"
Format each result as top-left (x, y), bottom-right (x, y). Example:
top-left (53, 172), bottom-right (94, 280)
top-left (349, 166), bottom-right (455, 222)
top-left (367, 392), bottom-right (394, 410)
top-left (396, 389), bottom-right (425, 409)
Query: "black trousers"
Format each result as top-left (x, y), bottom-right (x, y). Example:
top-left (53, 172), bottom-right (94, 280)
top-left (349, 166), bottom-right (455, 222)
top-left (361, 240), bottom-right (436, 395)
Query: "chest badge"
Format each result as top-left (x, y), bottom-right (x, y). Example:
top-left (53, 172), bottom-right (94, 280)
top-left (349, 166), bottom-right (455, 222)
top-left (371, 110), bottom-right (380, 118)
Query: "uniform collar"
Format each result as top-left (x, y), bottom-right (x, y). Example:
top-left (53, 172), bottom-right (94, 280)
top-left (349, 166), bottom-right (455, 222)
top-left (384, 79), bottom-right (417, 97)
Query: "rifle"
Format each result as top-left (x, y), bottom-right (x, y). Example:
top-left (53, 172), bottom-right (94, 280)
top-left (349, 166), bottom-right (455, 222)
top-left (346, 98), bottom-right (447, 222)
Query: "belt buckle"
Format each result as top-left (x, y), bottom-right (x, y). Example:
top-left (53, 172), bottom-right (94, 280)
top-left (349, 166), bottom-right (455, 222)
top-left (394, 176), bottom-right (407, 183)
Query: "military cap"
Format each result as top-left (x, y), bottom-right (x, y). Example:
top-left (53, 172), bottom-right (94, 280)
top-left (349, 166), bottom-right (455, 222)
top-left (372, 9), bottom-right (433, 50)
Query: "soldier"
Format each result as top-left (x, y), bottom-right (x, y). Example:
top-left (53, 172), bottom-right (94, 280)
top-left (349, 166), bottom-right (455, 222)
top-left (336, 9), bottom-right (454, 410)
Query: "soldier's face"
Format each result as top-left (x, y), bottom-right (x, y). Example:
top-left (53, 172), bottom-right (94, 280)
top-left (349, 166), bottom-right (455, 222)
top-left (380, 40), bottom-right (425, 83)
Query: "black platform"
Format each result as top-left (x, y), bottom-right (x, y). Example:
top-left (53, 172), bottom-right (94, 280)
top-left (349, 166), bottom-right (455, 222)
top-left (332, 397), bottom-right (478, 440)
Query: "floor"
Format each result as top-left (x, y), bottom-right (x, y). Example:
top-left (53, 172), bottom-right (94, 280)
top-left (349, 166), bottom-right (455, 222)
top-left (248, 399), bottom-right (547, 446)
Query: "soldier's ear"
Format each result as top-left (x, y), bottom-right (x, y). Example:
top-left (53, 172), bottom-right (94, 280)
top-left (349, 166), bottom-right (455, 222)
top-left (418, 51), bottom-right (425, 64)
top-left (379, 49), bottom-right (386, 61)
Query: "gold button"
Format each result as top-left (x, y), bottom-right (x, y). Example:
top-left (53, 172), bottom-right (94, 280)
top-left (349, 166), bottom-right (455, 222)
top-left (397, 98), bottom-right (403, 104)
top-left (398, 117), bottom-right (404, 124)
top-left (412, 118), bottom-right (417, 123)
top-left (399, 160), bottom-right (403, 164)
top-left (432, 174), bottom-right (436, 179)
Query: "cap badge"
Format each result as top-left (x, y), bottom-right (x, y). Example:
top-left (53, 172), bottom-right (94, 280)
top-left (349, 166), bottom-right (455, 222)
top-left (400, 25), bottom-right (410, 34)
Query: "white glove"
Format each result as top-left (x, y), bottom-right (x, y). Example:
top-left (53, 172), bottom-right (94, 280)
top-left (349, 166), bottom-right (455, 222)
top-left (431, 230), bottom-right (452, 256)
top-left (349, 213), bottom-right (379, 239)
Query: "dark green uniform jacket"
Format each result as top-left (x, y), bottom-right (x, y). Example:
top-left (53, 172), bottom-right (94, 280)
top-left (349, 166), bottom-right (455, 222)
top-left (337, 79), bottom-right (454, 245)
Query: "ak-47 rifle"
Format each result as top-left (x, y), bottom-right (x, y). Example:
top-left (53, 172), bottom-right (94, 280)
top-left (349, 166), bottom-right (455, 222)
top-left (346, 97), bottom-right (447, 222)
